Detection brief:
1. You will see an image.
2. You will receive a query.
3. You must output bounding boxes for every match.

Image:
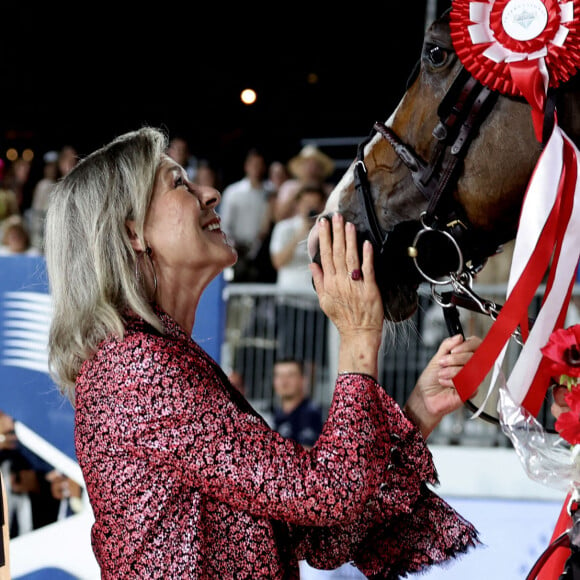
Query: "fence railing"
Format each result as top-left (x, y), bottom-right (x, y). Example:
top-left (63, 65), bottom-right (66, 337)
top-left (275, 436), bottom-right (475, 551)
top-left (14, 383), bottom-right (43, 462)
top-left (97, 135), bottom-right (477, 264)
top-left (222, 282), bottom-right (580, 446)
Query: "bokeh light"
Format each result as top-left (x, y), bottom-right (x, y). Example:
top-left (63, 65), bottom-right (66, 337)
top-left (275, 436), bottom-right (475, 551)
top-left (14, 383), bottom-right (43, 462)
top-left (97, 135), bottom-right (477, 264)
top-left (240, 88), bottom-right (257, 105)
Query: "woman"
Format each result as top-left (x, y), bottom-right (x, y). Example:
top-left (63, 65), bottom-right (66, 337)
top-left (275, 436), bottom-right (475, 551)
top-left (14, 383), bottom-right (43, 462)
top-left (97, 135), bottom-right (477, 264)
top-left (45, 127), bottom-right (481, 578)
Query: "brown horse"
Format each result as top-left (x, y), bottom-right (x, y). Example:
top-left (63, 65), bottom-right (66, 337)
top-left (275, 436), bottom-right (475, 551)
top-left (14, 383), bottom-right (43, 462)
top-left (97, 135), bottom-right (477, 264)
top-left (308, 11), bottom-right (580, 323)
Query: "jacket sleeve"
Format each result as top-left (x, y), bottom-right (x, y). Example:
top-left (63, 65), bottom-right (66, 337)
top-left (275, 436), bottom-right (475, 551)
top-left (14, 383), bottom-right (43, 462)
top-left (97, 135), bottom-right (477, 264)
top-left (121, 345), bottom-right (477, 574)
top-left (292, 377), bottom-right (479, 577)
top-left (126, 359), bottom-right (410, 526)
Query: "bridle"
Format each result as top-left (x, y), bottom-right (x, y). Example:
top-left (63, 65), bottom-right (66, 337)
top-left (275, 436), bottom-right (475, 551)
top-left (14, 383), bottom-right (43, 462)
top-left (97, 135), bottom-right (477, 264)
top-left (354, 65), bottom-right (512, 341)
top-left (353, 65), bottom-right (519, 423)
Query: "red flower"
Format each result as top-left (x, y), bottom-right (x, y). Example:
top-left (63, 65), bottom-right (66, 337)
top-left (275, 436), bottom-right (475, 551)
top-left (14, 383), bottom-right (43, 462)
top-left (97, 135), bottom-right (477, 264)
top-left (541, 325), bottom-right (580, 378)
top-left (555, 389), bottom-right (580, 445)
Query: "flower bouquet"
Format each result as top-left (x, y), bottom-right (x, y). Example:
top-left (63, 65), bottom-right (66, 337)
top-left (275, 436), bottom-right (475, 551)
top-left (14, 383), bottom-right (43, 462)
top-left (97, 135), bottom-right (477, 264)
top-left (543, 325), bottom-right (580, 447)
top-left (500, 324), bottom-right (580, 579)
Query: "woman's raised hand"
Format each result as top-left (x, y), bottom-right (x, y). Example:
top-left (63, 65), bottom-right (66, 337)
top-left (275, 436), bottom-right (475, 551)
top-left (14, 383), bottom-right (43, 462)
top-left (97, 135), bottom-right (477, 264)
top-left (405, 334), bottom-right (482, 439)
top-left (309, 214), bottom-right (384, 378)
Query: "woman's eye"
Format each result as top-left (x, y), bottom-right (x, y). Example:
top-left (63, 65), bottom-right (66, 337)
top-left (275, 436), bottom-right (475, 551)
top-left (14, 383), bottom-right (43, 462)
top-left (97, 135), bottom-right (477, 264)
top-left (175, 176), bottom-right (189, 190)
top-left (427, 45), bottom-right (448, 67)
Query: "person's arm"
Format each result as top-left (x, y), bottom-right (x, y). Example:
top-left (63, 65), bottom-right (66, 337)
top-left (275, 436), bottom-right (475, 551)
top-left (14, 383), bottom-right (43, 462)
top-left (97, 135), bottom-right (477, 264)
top-left (404, 334), bottom-right (482, 439)
top-left (127, 359), bottom-right (409, 528)
top-left (269, 218), bottom-right (310, 270)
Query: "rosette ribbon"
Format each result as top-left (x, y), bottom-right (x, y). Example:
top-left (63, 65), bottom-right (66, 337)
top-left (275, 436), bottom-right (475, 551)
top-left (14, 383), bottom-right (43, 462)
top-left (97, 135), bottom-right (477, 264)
top-left (448, 2), bottom-right (580, 577)
top-left (450, 0), bottom-right (580, 140)
top-left (449, 0), bottom-right (580, 417)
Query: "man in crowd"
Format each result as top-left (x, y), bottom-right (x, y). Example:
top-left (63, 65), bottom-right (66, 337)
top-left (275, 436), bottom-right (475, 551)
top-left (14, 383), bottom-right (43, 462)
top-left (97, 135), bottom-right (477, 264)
top-left (272, 358), bottom-right (323, 449)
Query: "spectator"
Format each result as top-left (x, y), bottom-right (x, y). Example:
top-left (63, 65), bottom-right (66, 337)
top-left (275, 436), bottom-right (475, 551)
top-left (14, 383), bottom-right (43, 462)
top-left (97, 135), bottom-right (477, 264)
top-left (28, 146), bottom-right (77, 250)
top-left (57, 145), bottom-right (78, 178)
top-left (275, 145), bottom-right (335, 221)
top-left (31, 151), bottom-right (59, 213)
top-left (166, 136), bottom-right (197, 181)
top-left (3, 158), bottom-right (32, 212)
top-left (194, 159), bottom-right (220, 189)
top-left (270, 184), bottom-right (326, 291)
top-left (265, 160), bottom-right (290, 196)
top-left (0, 159), bottom-right (19, 228)
top-left (0, 410), bottom-right (60, 536)
top-left (270, 185), bottom-right (328, 365)
top-left (45, 470), bottom-right (83, 519)
top-left (272, 358), bottom-right (323, 449)
top-left (0, 216), bottom-right (39, 255)
top-left (219, 148), bottom-right (270, 282)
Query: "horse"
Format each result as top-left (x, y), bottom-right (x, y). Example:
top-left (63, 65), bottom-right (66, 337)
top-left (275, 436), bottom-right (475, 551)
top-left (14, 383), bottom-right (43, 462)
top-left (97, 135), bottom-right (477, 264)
top-left (307, 10), bottom-right (580, 325)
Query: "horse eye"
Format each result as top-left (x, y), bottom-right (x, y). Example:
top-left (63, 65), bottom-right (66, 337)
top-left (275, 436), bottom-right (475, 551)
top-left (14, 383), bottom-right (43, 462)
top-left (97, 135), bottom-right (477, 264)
top-left (427, 46), bottom-right (448, 67)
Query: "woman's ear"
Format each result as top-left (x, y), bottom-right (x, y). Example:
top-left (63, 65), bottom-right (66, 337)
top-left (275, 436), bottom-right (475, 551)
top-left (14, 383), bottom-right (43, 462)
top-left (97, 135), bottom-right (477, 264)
top-left (125, 220), bottom-right (144, 252)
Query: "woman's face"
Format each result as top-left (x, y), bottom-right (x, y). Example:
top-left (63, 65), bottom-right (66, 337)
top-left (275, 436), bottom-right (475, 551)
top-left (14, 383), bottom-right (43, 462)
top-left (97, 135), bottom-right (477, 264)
top-left (144, 155), bottom-right (236, 278)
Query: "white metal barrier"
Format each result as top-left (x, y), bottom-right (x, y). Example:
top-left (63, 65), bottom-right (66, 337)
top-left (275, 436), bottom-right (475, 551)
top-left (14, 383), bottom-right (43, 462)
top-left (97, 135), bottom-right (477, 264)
top-left (222, 282), bottom-right (580, 445)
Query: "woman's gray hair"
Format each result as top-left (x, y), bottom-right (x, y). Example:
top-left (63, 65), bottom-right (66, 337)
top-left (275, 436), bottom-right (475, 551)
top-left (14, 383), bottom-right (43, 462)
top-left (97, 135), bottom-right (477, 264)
top-left (45, 127), bottom-right (168, 403)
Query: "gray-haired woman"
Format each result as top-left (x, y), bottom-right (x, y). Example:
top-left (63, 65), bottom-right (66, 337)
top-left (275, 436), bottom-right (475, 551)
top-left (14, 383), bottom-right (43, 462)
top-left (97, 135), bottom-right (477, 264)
top-left (45, 127), bottom-right (480, 578)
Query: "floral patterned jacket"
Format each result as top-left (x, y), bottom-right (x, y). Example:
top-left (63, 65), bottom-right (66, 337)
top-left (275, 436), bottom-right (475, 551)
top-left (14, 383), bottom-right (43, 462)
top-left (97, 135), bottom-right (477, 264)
top-left (75, 309), bottom-right (478, 579)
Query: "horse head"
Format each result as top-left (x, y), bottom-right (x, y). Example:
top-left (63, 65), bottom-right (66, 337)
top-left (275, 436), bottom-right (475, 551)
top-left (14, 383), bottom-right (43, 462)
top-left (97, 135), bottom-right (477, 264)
top-left (308, 11), bottom-right (579, 322)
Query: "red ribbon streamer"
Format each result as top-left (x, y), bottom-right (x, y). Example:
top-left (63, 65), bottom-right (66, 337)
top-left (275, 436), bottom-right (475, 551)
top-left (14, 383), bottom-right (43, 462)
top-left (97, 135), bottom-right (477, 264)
top-left (521, 139), bottom-right (578, 414)
top-left (453, 136), bottom-right (576, 408)
top-left (509, 61), bottom-right (547, 142)
top-left (536, 493), bottom-right (572, 580)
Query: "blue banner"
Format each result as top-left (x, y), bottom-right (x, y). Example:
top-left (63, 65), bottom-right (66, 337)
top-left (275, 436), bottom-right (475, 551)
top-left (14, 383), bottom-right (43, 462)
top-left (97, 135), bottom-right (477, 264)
top-left (0, 256), bottom-right (73, 459)
top-left (0, 256), bottom-right (225, 463)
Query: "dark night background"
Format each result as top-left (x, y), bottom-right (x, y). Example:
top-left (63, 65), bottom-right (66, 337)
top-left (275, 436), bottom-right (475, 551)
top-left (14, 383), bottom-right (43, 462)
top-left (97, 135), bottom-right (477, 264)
top-left (0, 1), bottom-right (452, 190)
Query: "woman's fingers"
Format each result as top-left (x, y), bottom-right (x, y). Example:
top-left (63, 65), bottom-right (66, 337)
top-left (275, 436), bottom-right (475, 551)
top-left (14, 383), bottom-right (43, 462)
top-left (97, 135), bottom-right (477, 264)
top-left (345, 221), bottom-right (360, 276)
top-left (311, 213), bottom-right (383, 331)
top-left (316, 214), bottom-right (362, 280)
top-left (309, 262), bottom-right (324, 296)
top-left (317, 217), bottom-right (336, 277)
top-left (361, 239), bottom-right (374, 285)
top-left (331, 214), bottom-right (347, 275)
top-left (437, 335), bottom-right (481, 384)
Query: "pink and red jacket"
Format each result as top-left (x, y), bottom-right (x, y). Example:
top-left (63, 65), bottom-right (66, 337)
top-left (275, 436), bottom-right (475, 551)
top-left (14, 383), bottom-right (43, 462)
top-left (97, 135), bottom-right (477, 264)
top-left (75, 309), bottom-right (477, 579)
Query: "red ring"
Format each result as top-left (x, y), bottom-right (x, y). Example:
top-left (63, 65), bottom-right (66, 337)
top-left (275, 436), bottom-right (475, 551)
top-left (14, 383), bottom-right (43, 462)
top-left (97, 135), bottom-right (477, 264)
top-left (350, 269), bottom-right (362, 281)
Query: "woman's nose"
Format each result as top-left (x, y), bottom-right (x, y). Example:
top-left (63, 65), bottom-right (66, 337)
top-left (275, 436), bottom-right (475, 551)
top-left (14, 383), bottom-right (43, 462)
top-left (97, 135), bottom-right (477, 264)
top-left (199, 186), bottom-right (221, 209)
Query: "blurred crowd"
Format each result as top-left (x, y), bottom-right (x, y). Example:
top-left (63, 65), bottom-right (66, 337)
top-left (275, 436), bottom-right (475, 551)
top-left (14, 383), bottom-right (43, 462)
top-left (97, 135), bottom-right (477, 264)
top-left (0, 135), bottom-right (337, 285)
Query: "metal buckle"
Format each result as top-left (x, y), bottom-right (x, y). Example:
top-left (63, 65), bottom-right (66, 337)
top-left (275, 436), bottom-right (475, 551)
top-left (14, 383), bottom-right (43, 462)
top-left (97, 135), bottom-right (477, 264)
top-left (408, 213), bottom-right (464, 285)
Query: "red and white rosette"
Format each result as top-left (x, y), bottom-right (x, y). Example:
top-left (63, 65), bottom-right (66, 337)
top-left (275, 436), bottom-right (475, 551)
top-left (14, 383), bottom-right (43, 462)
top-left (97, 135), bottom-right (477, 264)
top-left (450, 0), bottom-right (580, 138)
top-left (450, 3), bottom-right (580, 576)
top-left (450, 0), bottom-right (580, 412)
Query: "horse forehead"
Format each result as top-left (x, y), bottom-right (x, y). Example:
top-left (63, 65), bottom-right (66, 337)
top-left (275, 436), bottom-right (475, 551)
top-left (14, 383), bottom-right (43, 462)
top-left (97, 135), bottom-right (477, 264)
top-left (324, 106), bottom-right (400, 213)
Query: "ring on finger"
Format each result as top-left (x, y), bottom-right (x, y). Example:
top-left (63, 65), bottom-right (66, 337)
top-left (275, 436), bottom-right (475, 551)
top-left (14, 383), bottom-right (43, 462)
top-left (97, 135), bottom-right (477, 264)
top-left (349, 269), bottom-right (362, 281)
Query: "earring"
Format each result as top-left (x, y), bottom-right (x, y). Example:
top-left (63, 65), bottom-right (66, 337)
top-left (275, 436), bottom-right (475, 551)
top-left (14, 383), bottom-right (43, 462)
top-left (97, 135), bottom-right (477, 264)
top-left (135, 246), bottom-right (158, 299)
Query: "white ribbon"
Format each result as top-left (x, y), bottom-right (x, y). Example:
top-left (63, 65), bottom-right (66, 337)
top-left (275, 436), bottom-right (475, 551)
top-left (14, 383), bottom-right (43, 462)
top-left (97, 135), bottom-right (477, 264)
top-left (507, 133), bottom-right (580, 404)
top-left (468, 127), bottom-right (580, 416)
